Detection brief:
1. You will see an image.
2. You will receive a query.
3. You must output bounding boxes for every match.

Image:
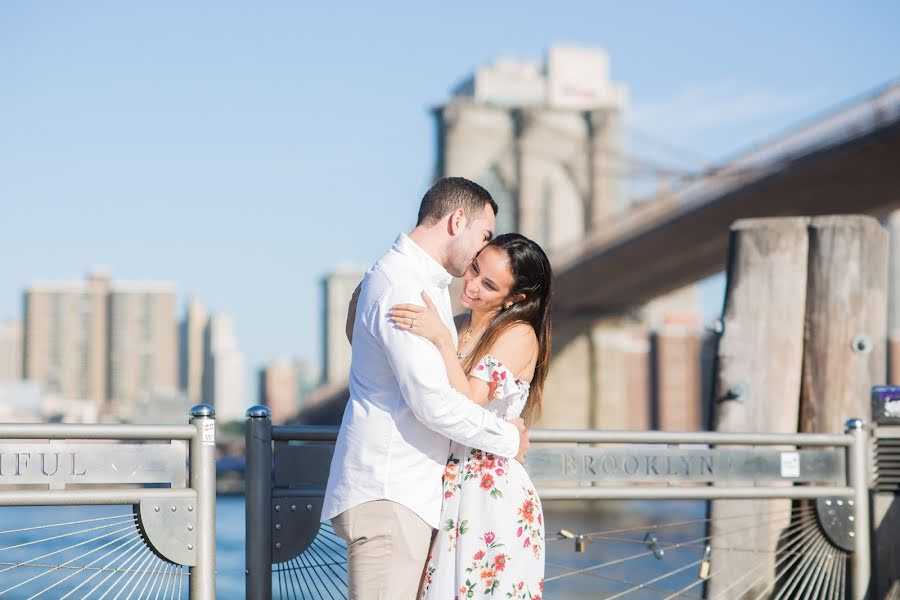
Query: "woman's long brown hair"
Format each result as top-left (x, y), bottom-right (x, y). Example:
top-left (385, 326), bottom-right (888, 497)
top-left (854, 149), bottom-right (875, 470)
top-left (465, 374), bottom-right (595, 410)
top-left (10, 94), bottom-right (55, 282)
top-left (461, 233), bottom-right (553, 426)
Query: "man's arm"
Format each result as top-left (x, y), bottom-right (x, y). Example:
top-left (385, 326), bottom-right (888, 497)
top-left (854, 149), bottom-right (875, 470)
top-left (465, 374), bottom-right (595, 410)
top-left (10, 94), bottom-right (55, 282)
top-left (373, 289), bottom-right (524, 459)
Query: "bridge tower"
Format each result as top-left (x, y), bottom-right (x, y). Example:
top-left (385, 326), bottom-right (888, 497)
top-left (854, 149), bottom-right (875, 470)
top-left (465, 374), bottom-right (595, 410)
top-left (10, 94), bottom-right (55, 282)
top-left (432, 45), bottom-right (627, 252)
top-left (432, 46), bottom-right (705, 430)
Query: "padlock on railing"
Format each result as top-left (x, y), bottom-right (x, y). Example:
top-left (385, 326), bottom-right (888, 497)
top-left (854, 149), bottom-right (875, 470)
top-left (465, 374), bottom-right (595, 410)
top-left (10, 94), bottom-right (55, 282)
top-left (699, 543), bottom-right (711, 579)
top-left (643, 532), bottom-right (664, 559)
top-left (558, 529), bottom-right (587, 553)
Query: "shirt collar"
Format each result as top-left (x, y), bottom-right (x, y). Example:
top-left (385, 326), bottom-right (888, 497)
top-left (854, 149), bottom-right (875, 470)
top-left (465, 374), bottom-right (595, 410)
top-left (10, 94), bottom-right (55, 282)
top-left (393, 233), bottom-right (454, 288)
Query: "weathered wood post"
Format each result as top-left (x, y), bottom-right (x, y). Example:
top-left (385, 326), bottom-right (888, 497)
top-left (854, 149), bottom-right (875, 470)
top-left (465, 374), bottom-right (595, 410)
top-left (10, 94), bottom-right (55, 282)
top-left (709, 215), bottom-right (889, 598)
top-left (800, 215), bottom-right (888, 432)
top-left (800, 215), bottom-right (887, 598)
top-left (708, 217), bottom-right (810, 598)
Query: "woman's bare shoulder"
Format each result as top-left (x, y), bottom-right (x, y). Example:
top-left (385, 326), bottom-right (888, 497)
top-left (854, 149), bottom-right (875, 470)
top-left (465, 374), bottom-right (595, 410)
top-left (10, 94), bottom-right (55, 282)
top-left (496, 322), bottom-right (537, 345)
top-left (489, 323), bottom-right (538, 376)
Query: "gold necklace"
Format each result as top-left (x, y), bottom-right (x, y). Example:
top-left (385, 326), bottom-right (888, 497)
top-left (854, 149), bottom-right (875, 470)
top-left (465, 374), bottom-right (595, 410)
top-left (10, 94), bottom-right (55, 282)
top-left (458, 326), bottom-right (475, 360)
top-left (461, 321), bottom-right (484, 344)
top-left (461, 320), bottom-right (486, 346)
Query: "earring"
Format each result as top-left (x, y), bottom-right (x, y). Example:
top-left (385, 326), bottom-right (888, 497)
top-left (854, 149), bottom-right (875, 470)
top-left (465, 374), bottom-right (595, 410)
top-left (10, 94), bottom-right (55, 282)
top-left (503, 302), bottom-right (512, 310)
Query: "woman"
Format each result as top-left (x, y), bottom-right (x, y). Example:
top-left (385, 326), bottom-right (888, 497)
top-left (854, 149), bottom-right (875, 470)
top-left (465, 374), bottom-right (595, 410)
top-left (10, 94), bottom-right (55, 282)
top-left (389, 233), bottom-right (552, 599)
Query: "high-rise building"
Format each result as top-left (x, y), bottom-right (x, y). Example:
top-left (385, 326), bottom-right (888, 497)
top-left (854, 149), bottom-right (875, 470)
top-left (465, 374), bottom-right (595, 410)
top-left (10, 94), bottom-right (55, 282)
top-left (653, 317), bottom-right (703, 431)
top-left (258, 358), bottom-right (303, 424)
top-left (203, 314), bottom-right (245, 422)
top-left (108, 282), bottom-right (178, 412)
top-left (179, 299), bottom-right (208, 404)
top-left (0, 320), bottom-right (22, 381)
top-left (19, 272), bottom-right (246, 423)
top-left (296, 360), bottom-right (321, 408)
top-left (644, 288), bottom-right (704, 430)
top-left (23, 271), bottom-right (110, 408)
top-left (321, 266), bottom-right (366, 384)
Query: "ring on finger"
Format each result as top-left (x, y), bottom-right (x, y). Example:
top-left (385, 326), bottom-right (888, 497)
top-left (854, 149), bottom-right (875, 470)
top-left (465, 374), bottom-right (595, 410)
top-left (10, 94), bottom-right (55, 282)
top-left (411, 319), bottom-right (416, 328)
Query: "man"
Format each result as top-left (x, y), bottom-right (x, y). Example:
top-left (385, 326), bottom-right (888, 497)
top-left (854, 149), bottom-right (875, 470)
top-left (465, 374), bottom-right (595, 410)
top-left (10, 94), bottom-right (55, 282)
top-left (322, 177), bottom-right (529, 599)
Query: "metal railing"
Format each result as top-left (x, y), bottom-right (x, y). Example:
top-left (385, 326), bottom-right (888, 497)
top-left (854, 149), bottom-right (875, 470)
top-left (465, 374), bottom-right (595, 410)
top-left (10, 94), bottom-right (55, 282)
top-left (244, 407), bottom-right (873, 599)
top-left (0, 404), bottom-right (217, 599)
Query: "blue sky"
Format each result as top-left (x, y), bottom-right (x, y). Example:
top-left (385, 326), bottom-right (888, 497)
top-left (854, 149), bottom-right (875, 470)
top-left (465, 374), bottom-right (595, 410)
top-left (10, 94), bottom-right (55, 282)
top-left (1, 1), bottom-right (898, 397)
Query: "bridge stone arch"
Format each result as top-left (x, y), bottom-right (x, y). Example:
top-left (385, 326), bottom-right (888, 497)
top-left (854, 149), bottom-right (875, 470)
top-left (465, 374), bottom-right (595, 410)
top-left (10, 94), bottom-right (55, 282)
top-left (434, 99), bottom-right (623, 257)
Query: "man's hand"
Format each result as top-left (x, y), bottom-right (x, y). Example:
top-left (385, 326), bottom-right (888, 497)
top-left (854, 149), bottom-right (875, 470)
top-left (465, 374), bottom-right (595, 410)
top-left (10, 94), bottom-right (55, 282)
top-left (509, 417), bottom-right (529, 463)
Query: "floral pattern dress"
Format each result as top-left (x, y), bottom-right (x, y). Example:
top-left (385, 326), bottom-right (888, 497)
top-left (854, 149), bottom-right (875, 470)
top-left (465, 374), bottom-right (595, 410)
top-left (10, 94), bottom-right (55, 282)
top-left (422, 355), bottom-right (544, 600)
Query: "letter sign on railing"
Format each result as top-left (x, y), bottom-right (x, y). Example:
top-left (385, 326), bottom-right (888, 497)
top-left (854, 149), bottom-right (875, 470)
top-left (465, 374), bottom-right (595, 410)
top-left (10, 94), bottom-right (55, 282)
top-left (524, 448), bottom-right (846, 484)
top-left (0, 443), bottom-right (186, 486)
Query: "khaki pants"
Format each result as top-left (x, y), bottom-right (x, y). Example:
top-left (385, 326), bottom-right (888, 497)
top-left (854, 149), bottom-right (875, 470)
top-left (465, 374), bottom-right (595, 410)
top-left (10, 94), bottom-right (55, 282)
top-left (332, 500), bottom-right (434, 600)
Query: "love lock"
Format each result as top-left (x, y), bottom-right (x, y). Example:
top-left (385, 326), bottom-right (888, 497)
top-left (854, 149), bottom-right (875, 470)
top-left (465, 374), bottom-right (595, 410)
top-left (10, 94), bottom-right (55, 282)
top-left (699, 544), bottom-right (711, 579)
top-left (558, 529), bottom-right (587, 553)
top-left (643, 532), bottom-right (664, 559)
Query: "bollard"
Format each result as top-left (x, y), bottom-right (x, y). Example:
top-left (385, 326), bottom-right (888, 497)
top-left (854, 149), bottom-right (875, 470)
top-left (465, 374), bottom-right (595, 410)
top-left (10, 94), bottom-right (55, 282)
top-left (190, 404), bottom-right (217, 600)
top-left (246, 405), bottom-right (273, 600)
top-left (846, 418), bottom-right (871, 600)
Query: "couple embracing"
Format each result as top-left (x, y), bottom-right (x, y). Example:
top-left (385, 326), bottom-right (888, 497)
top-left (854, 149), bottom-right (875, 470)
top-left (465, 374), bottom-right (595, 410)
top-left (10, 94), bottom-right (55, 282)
top-left (323, 177), bottom-right (552, 599)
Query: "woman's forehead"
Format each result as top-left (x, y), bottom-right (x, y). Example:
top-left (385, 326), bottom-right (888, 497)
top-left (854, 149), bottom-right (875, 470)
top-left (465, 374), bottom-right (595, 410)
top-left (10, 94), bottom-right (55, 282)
top-left (477, 246), bottom-right (514, 284)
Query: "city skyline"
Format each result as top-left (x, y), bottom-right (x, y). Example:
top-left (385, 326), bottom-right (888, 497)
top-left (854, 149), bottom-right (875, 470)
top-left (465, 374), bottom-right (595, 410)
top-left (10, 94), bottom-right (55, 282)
top-left (3, 271), bottom-right (264, 423)
top-left (1, 2), bottom-right (898, 385)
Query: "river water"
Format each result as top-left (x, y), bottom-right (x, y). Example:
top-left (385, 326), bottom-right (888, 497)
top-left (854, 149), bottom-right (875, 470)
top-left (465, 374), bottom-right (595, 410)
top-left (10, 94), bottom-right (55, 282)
top-left (0, 497), bottom-right (708, 598)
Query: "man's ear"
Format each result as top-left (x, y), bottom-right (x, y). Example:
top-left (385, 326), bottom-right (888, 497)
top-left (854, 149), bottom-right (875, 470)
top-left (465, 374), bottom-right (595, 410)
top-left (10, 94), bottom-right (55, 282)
top-left (448, 208), bottom-right (467, 236)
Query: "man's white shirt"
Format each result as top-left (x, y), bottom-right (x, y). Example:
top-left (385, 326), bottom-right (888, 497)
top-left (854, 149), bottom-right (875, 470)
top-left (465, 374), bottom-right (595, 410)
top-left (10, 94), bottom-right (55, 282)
top-left (322, 233), bottom-right (521, 529)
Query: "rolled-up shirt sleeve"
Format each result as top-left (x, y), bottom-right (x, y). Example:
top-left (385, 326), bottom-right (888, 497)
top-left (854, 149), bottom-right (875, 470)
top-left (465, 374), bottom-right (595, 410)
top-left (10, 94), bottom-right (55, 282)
top-left (370, 287), bottom-right (520, 458)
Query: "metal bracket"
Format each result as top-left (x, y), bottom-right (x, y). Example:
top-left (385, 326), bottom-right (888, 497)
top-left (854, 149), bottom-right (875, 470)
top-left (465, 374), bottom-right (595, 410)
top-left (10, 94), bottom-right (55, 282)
top-left (815, 496), bottom-right (856, 552)
top-left (272, 496), bottom-right (323, 564)
top-left (135, 498), bottom-right (198, 566)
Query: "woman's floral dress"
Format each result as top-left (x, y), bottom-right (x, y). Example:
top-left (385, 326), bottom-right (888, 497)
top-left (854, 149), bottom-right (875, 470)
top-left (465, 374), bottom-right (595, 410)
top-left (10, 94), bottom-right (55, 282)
top-left (421, 355), bottom-right (544, 600)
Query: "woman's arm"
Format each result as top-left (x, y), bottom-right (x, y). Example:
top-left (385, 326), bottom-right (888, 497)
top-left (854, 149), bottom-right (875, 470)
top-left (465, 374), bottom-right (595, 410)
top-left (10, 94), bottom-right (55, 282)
top-left (391, 294), bottom-right (538, 406)
top-left (431, 321), bottom-right (538, 406)
top-left (390, 293), bottom-right (494, 405)
top-left (433, 327), bottom-right (493, 406)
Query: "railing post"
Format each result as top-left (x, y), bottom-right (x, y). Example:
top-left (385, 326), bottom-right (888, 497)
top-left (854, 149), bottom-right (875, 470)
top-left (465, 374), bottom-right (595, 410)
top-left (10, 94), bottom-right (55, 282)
top-left (190, 404), bottom-right (217, 600)
top-left (246, 405), bottom-right (273, 600)
top-left (846, 418), bottom-right (871, 600)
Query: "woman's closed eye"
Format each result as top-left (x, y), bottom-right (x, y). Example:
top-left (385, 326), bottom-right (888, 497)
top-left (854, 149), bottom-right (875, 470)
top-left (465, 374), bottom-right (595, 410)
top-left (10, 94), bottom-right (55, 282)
top-left (471, 260), bottom-right (497, 291)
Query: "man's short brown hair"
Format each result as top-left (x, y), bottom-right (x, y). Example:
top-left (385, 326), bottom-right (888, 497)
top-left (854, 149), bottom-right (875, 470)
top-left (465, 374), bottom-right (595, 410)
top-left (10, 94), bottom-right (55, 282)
top-left (416, 177), bottom-right (498, 226)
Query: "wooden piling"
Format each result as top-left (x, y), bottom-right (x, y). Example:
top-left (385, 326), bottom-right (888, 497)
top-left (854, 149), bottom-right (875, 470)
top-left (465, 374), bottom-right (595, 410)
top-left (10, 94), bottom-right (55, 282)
top-left (708, 218), bottom-right (810, 599)
top-left (708, 215), bottom-right (890, 598)
top-left (800, 215), bottom-right (887, 598)
top-left (799, 215), bottom-right (888, 433)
